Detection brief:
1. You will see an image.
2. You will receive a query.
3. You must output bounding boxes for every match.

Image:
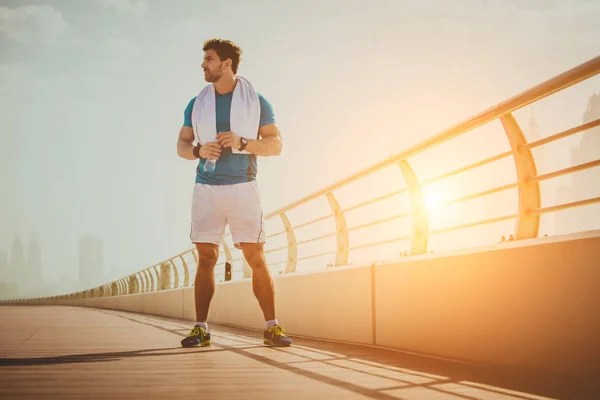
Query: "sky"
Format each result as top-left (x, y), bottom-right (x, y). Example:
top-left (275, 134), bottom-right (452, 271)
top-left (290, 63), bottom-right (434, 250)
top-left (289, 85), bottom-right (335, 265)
top-left (1, 0), bottom-right (599, 295)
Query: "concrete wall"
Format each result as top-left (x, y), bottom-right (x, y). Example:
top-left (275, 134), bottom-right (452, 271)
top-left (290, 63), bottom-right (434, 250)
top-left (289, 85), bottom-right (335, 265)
top-left (40, 230), bottom-right (600, 375)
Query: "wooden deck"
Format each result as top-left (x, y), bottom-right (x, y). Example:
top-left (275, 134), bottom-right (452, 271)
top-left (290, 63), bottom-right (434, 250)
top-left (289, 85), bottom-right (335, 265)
top-left (0, 306), bottom-right (595, 399)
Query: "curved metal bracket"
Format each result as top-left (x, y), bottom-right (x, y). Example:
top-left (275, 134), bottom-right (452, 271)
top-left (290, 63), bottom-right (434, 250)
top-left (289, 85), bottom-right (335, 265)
top-left (326, 192), bottom-right (349, 266)
top-left (221, 242), bottom-right (234, 279)
top-left (141, 270), bottom-right (149, 292)
top-left (222, 242), bottom-right (233, 263)
top-left (138, 272), bottom-right (146, 293)
top-left (500, 113), bottom-right (541, 239)
top-left (129, 275), bottom-right (138, 294)
top-left (280, 213), bottom-right (298, 273)
top-left (152, 266), bottom-right (160, 290)
top-left (170, 259), bottom-right (179, 289)
top-left (160, 262), bottom-right (171, 290)
top-left (397, 160), bottom-right (429, 255)
top-left (180, 256), bottom-right (190, 287)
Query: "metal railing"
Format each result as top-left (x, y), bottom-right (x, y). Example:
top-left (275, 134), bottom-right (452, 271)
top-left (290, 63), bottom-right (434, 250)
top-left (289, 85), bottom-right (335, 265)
top-left (4, 55), bottom-right (599, 303)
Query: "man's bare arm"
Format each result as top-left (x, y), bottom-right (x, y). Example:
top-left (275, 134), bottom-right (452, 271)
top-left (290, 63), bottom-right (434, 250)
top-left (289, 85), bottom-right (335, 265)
top-left (177, 126), bottom-right (197, 160)
top-left (177, 126), bottom-right (222, 160)
top-left (216, 124), bottom-right (282, 157)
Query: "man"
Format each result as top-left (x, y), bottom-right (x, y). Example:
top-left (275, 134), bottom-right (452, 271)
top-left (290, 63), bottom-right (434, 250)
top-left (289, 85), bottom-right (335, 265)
top-left (176, 38), bottom-right (292, 348)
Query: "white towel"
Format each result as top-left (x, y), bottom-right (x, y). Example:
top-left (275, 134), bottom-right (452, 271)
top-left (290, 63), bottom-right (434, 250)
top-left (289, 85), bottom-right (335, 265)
top-left (191, 76), bottom-right (260, 155)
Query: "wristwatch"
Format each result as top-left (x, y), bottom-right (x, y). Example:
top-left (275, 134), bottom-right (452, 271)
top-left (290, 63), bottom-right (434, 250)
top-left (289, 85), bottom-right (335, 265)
top-left (239, 137), bottom-right (248, 151)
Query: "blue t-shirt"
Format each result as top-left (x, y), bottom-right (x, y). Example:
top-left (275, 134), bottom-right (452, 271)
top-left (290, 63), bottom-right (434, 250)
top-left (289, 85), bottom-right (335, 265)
top-left (183, 91), bottom-right (275, 185)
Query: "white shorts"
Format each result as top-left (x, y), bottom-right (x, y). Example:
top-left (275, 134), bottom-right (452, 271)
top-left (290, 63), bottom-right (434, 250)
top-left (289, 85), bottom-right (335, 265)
top-left (190, 180), bottom-right (266, 249)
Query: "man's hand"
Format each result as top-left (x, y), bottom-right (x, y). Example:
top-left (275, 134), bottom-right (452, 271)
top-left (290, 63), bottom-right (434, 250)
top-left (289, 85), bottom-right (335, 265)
top-left (199, 142), bottom-right (222, 160)
top-left (216, 131), bottom-right (241, 150)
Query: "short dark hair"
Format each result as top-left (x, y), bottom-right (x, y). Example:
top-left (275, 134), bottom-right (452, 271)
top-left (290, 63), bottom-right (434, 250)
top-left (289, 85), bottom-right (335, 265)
top-left (202, 38), bottom-right (242, 74)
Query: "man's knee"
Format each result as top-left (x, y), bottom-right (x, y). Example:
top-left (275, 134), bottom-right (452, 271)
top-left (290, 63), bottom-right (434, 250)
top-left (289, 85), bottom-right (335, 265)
top-left (195, 243), bottom-right (219, 270)
top-left (240, 243), bottom-right (267, 269)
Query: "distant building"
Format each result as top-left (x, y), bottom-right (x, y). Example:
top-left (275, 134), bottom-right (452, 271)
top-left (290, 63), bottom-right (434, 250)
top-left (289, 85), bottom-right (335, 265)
top-left (554, 91), bottom-right (600, 234)
top-left (9, 234), bottom-right (25, 278)
top-left (0, 250), bottom-right (7, 276)
top-left (25, 233), bottom-right (45, 292)
top-left (78, 235), bottom-right (104, 288)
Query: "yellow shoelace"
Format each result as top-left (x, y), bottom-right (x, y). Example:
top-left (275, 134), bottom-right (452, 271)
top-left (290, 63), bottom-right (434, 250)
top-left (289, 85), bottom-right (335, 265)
top-left (269, 325), bottom-right (286, 336)
top-left (188, 326), bottom-right (206, 337)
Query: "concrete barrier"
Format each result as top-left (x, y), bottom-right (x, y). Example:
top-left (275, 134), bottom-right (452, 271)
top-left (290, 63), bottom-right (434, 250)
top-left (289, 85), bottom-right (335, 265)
top-left (45, 230), bottom-right (599, 375)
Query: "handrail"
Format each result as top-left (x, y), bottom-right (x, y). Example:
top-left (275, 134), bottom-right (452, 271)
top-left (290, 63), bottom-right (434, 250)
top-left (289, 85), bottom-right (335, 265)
top-left (4, 55), bottom-right (599, 303)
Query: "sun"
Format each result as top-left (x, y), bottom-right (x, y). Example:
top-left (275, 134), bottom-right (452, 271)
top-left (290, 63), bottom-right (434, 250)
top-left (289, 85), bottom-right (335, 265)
top-left (425, 193), bottom-right (443, 210)
top-left (423, 186), bottom-right (447, 212)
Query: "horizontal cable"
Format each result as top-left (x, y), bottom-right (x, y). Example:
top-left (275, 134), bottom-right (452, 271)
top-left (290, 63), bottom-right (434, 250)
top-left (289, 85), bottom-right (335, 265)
top-left (298, 250), bottom-right (336, 261)
top-left (523, 118), bottom-right (600, 150)
top-left (342, 188), bottom-right (408, 213)
top-left (421, 152), bottom-right (513, 186)
top-left (529, 159), bottom-right (600, 183)
top-left (296, 232), bottom-right (337, 246)
top-left (265, 244), bottom-right (288, 254)
top-left (430, 214), bottom-right (516, 236)
top-left (348, 211), bottom-right (412, 233)
top-left (292, 214), bottom-right (333, 230)
top-left (439, 183), bottom-right (518, 207)
top-left (266, 230), bottom-right (286, 239)
top-left (267, 260), bottom-right (288, 267)
top-left (529, 197), bottom-right (600, 216)
top-left (349, 235), bottom-right (412, 251)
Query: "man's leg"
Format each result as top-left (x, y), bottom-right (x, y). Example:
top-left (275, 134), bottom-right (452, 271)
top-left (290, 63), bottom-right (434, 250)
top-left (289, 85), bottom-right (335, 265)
top-left (182, 182), bottom-right (225, 348)
top-left (193, 243), bottom-right (219, 322)
top-left (240, 243), bottom-right (275, 321)
top-left (228, 181), bottom-right (291, 346)
top-left (240, 242), bottom-right (292, 347)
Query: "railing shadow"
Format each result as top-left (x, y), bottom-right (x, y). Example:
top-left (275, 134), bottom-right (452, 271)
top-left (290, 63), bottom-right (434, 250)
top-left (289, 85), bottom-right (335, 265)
top-left (98, 309), bottom-right (598, 400)
top-left (0, 346), bottom-right (237, 366)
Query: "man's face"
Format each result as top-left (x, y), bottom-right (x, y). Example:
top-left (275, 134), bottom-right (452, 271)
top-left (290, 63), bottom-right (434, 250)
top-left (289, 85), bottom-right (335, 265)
top-left (202, 49), bottom-right (224, 83)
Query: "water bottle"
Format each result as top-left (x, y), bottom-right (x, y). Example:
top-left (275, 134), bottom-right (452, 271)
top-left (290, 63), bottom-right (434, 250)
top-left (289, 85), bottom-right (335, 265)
top-left (204, 159), bottom-right (216, 173)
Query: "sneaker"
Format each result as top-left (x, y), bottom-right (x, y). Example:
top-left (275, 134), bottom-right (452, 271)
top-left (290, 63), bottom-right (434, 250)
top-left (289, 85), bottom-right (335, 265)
top-left (264, 325), bottom-right (292, 347)
top-left (181, 325), bottom-right (211, 348)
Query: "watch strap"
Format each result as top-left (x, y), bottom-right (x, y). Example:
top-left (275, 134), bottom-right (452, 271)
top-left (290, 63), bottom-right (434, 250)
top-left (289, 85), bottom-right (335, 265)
top-left (193, 143), bottom-right (202, 159)
top-left (239, 137), bottom-right (248, 151)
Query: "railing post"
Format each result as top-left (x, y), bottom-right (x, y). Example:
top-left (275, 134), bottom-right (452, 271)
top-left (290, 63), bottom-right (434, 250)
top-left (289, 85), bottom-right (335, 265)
top-left (170, 259), bottom-right (179, 288)
top-left (141, 269), bottom-right (150, 292)
top-left (326, 192), bottom-right (349, 266)
top-left (137, 272), bottom-right (145, 293)
top-left (398, 160), bottom-right (429, 255)
top-left (148, 269), bottom-right (154, 292)
top-left (152, 266), bottom-right (159, 291)
top-left (128, 276), bottom-right (138, 294)
top-left (180, 255), bottom-right (190, 287)
top-left (500, 113), bottom-right (541, 239)
top-left (160, 262), bottom-right (171, 290)
top-left (280, 213), bottom-right (298, 273)
top-left (221, 242), bottom-right (234, 279)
